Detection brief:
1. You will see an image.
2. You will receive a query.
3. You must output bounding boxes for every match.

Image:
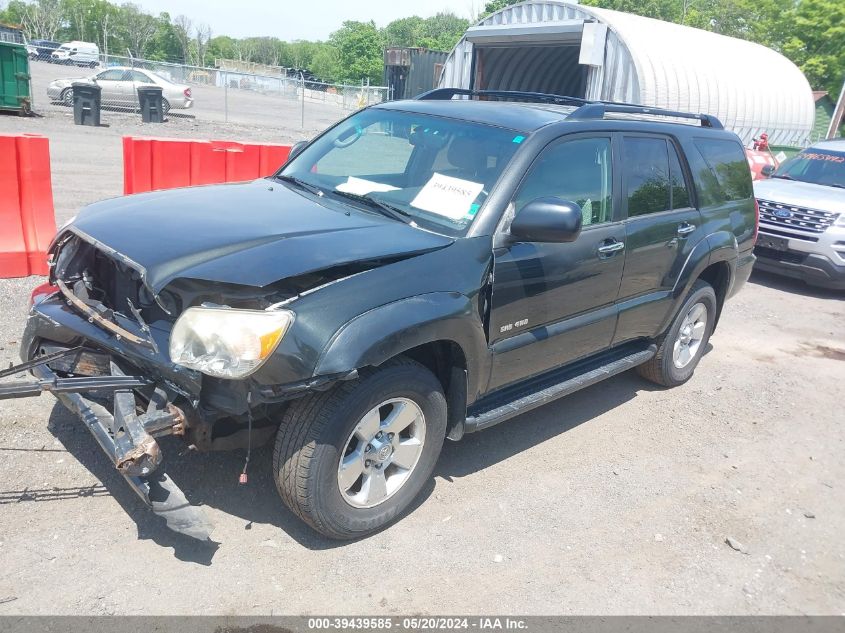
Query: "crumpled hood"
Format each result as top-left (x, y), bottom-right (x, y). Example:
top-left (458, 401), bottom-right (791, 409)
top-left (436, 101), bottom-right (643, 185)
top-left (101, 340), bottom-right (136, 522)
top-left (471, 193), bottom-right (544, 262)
top-left (753, 178), bottom-right (845, 214)
top-left (68, 180), bottom-right (453, 292)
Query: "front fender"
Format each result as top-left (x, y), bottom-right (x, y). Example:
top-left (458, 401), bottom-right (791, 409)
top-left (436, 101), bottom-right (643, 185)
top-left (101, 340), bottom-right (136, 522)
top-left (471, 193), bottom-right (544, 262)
top-left (315, 292), bottom-right (489, 401)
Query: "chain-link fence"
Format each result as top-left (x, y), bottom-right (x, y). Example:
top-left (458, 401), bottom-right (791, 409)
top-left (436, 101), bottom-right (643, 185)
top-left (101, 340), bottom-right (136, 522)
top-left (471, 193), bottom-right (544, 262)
top-left (31, 53), bottom-right (390, 134)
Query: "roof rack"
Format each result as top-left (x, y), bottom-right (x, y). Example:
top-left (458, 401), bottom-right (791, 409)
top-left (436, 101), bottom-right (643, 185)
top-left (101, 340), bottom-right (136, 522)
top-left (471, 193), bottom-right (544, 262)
top-left (415, 88), bottom-right (724, 130)
top-left (416, 88), bottom-right (589, 107)
top-left (568, 102), bottom-right (723, 129)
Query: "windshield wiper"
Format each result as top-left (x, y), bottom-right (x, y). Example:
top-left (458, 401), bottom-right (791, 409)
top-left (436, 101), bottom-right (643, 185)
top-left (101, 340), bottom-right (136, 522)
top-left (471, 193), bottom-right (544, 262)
top-left (771, 174), bottom-right (795, 180)
top-left (330, 190), bottom-right (414, 224)
top-left (275, 174), bottom-right (323, 196)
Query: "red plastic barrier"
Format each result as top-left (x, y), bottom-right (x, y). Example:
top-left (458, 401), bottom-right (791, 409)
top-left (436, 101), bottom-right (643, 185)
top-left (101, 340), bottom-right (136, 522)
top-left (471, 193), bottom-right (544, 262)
top-left (123, 136), bottom-right (292, 194)
top-left (0, 136), bottom-right (28, 278)
top-left (0, 134), bottom-right (56, 278)
top-left (259, 144), bottom-right (292, 176)
top-left (189, 141), bottom-right (227, 187)
top-left (746, 148), bottom-right (778, 181)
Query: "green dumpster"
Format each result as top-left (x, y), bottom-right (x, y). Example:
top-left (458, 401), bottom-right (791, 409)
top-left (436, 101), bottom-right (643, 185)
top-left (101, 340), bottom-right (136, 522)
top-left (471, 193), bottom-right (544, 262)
top-left (0, 37), bottom-right (32, 115)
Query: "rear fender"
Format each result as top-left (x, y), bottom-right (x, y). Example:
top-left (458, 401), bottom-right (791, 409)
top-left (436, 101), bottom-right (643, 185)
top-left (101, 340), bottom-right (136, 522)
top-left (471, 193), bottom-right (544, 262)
top-left (315, 292), bottom-right (489, 402)
top-left (660, 230), bottom-right (737, 332)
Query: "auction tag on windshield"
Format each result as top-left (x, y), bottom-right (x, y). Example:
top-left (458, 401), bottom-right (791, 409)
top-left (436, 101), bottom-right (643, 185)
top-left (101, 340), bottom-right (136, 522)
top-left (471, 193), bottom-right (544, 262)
top-left (411, 173), bottom-right (484, 220)
top-left (336, 177), bottom-right (399, 196)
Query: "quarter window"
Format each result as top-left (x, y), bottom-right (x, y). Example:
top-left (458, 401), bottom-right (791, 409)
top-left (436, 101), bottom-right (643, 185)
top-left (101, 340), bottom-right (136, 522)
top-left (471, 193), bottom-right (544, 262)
top-left (514, 137), bottom-right (613, 227)
top-left (693, 139), bottom-right (753, 204)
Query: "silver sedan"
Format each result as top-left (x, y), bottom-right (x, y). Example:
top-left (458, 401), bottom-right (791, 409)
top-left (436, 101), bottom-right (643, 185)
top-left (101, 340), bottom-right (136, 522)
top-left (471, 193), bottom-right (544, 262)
top-left (47, 66), bottom-right (194, 113)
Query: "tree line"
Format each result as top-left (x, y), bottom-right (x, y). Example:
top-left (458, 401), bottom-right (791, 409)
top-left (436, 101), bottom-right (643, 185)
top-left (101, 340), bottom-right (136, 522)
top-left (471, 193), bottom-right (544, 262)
top-left (0, 0), bottom-right (470, 84)
top-left (1, 0), bottom-right (842, 94)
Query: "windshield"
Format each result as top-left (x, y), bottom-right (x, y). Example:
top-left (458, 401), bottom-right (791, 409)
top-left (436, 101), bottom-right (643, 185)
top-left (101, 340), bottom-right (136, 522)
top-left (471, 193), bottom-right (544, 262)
top-left (279, 108), bottom-right (524, 236)
top-left (772, 148), bottom-right (845, 188)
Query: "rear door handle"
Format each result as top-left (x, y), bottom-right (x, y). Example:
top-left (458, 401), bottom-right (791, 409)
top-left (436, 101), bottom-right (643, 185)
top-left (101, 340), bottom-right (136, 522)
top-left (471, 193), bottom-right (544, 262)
top-left (677, 223), bottom-right (696, 236)
top-left (597, 240), bottom-right (625, 256)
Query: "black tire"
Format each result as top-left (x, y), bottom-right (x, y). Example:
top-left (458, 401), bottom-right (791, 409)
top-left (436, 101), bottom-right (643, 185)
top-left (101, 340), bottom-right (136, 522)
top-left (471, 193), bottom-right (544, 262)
top-left (61, 88), bottom-right (73, 107)
top-left (273, 357), bottom-right (447, 539)
top-left (637, 280), bottom-right (717, 387)
top-left (161, 98), bottom-right (171, 116)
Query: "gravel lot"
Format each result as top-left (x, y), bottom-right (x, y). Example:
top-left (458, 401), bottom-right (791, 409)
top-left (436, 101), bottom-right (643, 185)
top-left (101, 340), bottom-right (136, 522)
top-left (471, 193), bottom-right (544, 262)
top-left (0, 87), bottom-right (843, 616)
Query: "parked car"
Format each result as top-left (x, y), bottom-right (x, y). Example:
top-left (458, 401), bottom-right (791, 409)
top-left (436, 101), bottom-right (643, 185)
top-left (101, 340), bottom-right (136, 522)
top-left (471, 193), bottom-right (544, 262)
top-left (47, 66), bottom-right (193, 113)
top-left (26, 39), bottom-right (59, 61)
top-left (50, 40), bottom-right (99, 67)
top-left (7, 90), bottom-right (755, 542)
top-left (754, 138), bottom-right (845, 289)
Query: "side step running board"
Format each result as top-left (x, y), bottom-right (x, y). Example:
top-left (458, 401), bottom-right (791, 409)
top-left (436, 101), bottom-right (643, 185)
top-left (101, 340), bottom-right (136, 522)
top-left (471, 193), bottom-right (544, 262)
top-left (465, 344), bottom-right (656, 433)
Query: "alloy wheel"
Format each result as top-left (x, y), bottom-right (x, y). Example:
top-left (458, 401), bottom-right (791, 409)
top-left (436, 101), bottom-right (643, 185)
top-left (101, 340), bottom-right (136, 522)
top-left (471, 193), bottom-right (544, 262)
top-left (337, 397), bottom-right (426, 509)
top-left (673, 302), bottom-right (708, 368)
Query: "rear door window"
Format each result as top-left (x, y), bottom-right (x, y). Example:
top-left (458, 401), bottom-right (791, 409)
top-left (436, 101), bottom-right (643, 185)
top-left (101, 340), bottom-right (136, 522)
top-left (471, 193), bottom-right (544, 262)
top-left (623, 137), bottom-right (671, 217)
top-left (693, 139), bottom-right (752, 205)
top-left (669, 143), bottom-right (691, 209)
top-left (96, 69), bottom-right (125, 81)
top-left (131, 71), bottom-right (153, 83)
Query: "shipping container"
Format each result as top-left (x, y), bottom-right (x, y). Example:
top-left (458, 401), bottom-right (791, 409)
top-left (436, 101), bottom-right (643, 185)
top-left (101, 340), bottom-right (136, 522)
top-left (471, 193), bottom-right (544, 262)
top-left (385, 47), bottom-right (449, 101)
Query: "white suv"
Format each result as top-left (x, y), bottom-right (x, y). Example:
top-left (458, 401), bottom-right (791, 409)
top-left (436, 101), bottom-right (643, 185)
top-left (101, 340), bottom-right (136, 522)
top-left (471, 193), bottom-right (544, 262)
top-left (753, 139), bottom-right (845, 290)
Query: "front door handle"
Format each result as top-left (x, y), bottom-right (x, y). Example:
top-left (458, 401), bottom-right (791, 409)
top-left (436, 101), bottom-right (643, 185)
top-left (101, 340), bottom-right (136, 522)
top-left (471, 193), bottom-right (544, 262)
top-left (677, 223), bottom-right (696, 236)
top-left (597, 240), bottom-right (625, 256)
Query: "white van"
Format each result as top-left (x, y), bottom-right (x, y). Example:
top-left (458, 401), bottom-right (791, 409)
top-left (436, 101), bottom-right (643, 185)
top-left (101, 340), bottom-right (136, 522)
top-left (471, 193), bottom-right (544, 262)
top-left (51, 41), bottom-right (99, 67)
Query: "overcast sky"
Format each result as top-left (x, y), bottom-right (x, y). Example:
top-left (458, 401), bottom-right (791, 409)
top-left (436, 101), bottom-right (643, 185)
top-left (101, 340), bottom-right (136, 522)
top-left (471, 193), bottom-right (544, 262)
top-left (133, 0), bottom-right (479, 41)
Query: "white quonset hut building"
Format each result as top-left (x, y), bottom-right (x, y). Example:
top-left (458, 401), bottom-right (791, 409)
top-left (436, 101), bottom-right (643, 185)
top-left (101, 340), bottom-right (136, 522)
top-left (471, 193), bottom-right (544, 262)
top-left (439, 0), bottom-right (814, 147)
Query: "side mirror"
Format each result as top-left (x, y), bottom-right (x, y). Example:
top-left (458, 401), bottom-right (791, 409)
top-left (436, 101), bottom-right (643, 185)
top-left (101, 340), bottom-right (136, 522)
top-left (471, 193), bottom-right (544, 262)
top-left (510, 197), bottom-right (583, 243)
top-left (288, 140), bottom-right (308, 161)
top-left (761, 164), bottom-right (775, 178)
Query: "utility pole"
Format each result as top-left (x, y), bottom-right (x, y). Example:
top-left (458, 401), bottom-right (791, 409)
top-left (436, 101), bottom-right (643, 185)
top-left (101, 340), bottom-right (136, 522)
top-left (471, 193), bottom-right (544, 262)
top-left (827, 75), bottom-right (845, 139)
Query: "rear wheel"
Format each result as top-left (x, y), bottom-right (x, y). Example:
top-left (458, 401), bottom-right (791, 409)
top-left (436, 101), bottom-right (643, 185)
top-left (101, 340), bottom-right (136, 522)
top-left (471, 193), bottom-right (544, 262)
top-left (161, 98), bottom-right (171, 116)
top-left (273, 357), bottom-right (447, 539)
top-left (637, 280), bottom-right (717, 387)
top-left (60, 88), bottom-right (73, 107)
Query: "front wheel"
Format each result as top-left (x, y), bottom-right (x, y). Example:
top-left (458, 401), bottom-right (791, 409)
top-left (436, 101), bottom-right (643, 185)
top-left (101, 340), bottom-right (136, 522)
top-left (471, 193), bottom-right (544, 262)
top-left (60, 88), bottom-right (73, 107)
top-left (273, 357), bottom-right (447, 539)
top-left (637, 280), bottom-right (717, 387)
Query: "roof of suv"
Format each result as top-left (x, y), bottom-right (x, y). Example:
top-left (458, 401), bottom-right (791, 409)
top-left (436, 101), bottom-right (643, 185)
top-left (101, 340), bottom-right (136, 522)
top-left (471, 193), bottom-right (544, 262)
top-left (376, 99), bottom-right (575, 132)
top-left (375, 96), bottom-right (728, 139)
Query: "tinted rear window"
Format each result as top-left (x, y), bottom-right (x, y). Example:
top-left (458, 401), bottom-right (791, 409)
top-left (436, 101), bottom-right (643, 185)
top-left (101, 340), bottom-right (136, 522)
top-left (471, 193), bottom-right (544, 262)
top-left (693, 139), bottom-right (752, 205)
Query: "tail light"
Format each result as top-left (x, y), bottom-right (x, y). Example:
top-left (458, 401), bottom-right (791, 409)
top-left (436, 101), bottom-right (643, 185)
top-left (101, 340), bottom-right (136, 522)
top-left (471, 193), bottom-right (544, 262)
top-left (753, 198), bottom-right (760, 243)
top-left (184, 87), bottom-right (192, 99)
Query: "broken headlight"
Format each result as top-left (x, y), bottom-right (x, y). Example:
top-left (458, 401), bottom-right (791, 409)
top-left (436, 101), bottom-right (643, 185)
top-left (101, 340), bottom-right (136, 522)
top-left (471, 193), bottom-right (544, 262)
top-left (169, 307), bottom-right (294, 379)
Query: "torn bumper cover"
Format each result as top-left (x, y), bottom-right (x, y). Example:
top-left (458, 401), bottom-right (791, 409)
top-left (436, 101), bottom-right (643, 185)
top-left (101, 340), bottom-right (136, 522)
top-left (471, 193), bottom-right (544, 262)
top-left (6, 351), bottom-right (213, 541)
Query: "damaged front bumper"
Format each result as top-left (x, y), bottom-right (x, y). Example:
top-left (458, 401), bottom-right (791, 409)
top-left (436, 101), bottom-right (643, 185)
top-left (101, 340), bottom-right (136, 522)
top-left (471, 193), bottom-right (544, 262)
top-left (4, 343), bottom-right (213, 541)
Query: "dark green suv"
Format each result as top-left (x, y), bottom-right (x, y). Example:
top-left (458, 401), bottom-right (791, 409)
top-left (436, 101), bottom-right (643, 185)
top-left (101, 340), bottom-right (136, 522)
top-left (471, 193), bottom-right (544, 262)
top-left (8, 90), bottom-right (757, 541)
